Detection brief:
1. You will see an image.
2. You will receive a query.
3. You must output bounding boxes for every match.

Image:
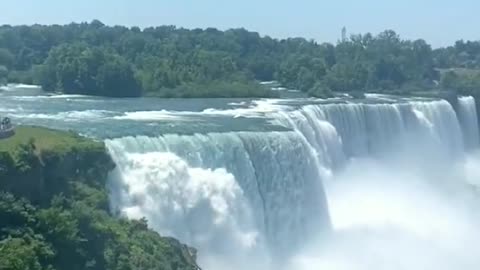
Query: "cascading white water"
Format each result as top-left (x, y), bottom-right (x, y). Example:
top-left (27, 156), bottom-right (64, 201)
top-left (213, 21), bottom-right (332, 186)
top-left (107, 151), bottom-right (259, 255)
top-left (458, 96), bottom-right (480, 149)
top-left (106, 131), bottom-right (331, 268)
top-left (106, 96), bottom-right (480, 270)
top-left (274, 99), bottom-right (465, 172)
top-left (279, 97), bottom-right (480, 270)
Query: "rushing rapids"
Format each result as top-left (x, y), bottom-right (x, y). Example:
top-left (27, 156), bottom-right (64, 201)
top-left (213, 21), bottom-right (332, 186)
top-left (2, 88), bottom-right (480, 270)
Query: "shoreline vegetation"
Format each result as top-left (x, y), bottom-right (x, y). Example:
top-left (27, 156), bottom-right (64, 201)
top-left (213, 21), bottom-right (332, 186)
top-left (1, 21), bottom-right (480, 99)
top-left (0, 126), bottom-right (199, 270)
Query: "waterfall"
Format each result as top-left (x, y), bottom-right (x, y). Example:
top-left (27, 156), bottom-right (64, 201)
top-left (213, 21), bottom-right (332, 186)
top-left (106, 131), bottom-right (331, 263)
top-left (457, 96), bottom-right (480, 149)
top-left (106, 96), bottom-right (480, 269)
top-left (274, 99), bottom-right (466, 166)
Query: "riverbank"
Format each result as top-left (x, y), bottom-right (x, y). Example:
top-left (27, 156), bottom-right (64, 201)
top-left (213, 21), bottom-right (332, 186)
top-left (0, 126), bottom-right (199, 270)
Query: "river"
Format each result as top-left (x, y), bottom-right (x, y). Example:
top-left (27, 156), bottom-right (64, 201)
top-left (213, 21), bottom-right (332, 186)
top-left (2, 85), bottom-right (480, 270)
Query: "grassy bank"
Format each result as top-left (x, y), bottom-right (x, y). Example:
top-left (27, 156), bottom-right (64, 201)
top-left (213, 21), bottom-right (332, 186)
top-left (0, 126), bottom-right (103, 154)
top-left (0, 126), bottom-right (199, 270)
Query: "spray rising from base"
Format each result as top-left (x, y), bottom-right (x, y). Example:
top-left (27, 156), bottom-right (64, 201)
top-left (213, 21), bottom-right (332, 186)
top-left (288, 154), bottom-right (480, 270)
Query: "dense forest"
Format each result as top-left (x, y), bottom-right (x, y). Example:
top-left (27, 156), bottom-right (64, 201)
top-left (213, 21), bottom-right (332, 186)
top-left (0, 20), bottom-right (480, 97)
top-left (0, 127), bottom-right (199, 270)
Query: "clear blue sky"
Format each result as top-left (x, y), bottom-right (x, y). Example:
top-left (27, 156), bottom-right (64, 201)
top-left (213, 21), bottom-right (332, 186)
top-left (1, 0), bottom-right (479, 47)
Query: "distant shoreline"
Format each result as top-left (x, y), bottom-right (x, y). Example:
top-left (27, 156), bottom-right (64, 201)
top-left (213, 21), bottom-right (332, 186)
top-left (2, 22), bottom-right (480, 100)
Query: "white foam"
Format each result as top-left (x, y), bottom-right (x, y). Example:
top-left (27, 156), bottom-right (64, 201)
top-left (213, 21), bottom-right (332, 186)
top-left (201, 99), bottom-right (288, 118)
top-left (12, 83), bottom-right (40, 89)
top-left (107, 150), bottom-right (263, 268)
top-left (11, 94), bottom-right (91, 100)
top-left (4, 83), bottom-right (41, 90)
top-left (16, 110), bottom-right (113, 120)
top-left (260, 81), bottom-right (278, 85)
top-left (112, 99), bottom-right (288, 121)
top-left (113, 110), bottom-right (191, 121)
top-left (365, 93), bottom-right (395, 99)
top-left (227, 101), bottom-right (248, 106)
top-left (47, 94), bottom-right (91, 99)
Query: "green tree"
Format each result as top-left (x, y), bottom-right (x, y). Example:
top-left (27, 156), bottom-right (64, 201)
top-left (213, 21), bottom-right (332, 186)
top-left (95, 54), bottom-right (140, 97)
top-left (0, 48), bottom-right (14, 68)
top-left (440, 71), bottom-right (460, 89)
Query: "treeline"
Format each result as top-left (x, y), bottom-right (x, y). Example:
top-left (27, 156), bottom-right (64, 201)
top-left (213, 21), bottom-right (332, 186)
top-left (0, 20), bottom-right (479, 97)
top-left (433, 41), bottom-right (480, 97)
